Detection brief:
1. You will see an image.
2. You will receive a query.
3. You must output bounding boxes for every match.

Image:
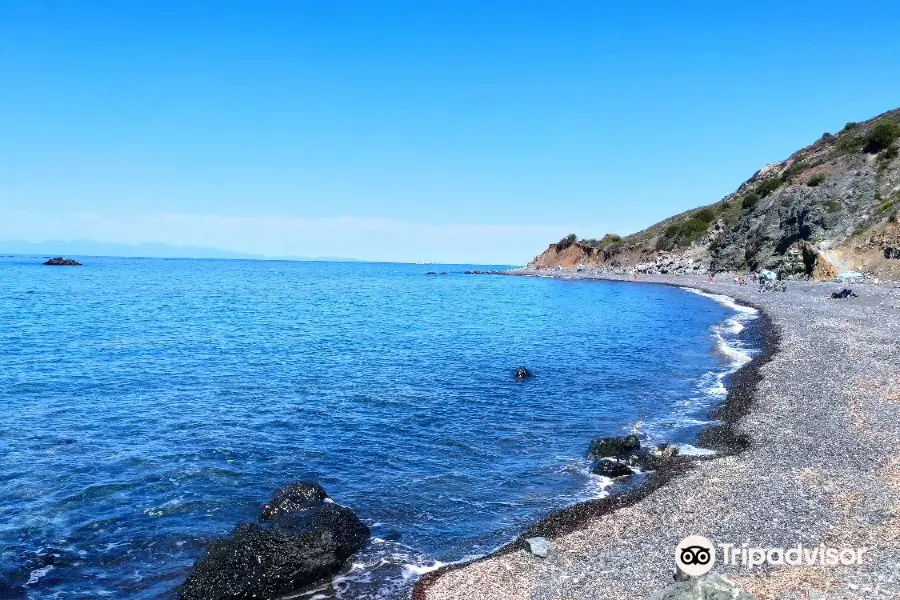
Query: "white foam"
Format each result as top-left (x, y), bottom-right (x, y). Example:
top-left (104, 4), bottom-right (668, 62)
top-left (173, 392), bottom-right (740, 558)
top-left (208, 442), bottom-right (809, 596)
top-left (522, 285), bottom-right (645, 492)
top-left (330, 538), bottom-right (445, 600)
top-left (681, 288), bottom-right (759, 316)
top-left (682, 288), bottom-right (758, 371)
top-left (677, 444), bottom-right (717, 456)
top-left (636, 287), bottom-right (761, 450)
top-left (26, 565), bottom-right (54, 585)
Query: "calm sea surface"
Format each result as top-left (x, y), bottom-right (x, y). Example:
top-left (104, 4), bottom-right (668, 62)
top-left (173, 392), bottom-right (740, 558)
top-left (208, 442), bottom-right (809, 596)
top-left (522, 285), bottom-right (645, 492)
top-left (0, 257), bottom-right (757, 599)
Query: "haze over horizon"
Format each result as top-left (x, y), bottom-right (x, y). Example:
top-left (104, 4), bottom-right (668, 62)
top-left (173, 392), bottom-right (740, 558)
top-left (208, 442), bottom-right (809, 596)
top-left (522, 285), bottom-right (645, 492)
top-left (3, 1), bottom-right (900, 263)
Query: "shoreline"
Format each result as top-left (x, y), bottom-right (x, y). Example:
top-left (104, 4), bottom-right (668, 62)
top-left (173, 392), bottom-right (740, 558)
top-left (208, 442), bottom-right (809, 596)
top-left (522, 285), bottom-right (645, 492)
top-left (416, 270), bottom-right (900, 599)
top-left (412, 274), bottom-right (778, 599)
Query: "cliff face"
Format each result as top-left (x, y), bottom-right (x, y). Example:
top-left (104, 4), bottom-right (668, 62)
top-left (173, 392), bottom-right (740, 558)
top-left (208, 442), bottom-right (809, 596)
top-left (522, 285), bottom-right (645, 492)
top-left (528, 108), bottom-right (900, 280)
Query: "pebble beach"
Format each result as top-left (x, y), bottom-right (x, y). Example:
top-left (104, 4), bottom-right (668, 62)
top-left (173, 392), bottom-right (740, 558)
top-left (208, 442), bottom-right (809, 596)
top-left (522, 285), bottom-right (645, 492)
top-left (416, 271), bottom-right (900, 600)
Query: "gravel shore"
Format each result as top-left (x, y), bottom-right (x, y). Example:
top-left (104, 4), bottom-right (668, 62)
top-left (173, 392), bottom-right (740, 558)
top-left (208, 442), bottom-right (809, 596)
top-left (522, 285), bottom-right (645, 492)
top-left (416, 272), bottom-right (900, 600)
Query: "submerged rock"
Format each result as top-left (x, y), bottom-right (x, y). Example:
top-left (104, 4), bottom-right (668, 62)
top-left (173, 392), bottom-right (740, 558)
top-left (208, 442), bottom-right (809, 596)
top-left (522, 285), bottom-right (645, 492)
top-left (590, 458), bottom-right (634, 478)
top-left (587, 434), bottom-right (640, 460)
top-left (514, 367), bottom-right (534, 380)
top-left (0, 581), bottom-right (26, 599)
top-left (650, 574), bottom-right (754, 600)
top-left (42, 257), bottom-right (82, 266)
top-left (180, 484), bottom-right (369, 600)
top-left (259, 481), bottom-right (329, 521)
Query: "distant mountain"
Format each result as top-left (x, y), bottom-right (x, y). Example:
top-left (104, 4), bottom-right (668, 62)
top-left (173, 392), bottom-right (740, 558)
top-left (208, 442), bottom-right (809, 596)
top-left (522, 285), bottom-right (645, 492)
top-left (0, 240), bottom-right (359, 262)
top-left (528, 107), bottom-right (900, 280)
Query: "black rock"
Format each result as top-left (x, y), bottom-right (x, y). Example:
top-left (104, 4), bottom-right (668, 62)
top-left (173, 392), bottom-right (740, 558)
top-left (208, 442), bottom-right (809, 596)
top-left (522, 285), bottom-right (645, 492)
top-left (0, 582), bottom-right (26, 599)
top-left (590, 458), bottom-right (634, 478)
top-left (426, 271), bottom-right (437, 275)
top-left (831, 288), bottom-right (857, 299)
top-left (587, 434), bottom-right (640, 460)
top-left (514, 367), bottom-right (533, 380)
top-left (259, 482), bottom-right (329, 521)
top-left (180, 502), bottom-right (369, 600)
top-left (42, 257), bottom-right (82, 266)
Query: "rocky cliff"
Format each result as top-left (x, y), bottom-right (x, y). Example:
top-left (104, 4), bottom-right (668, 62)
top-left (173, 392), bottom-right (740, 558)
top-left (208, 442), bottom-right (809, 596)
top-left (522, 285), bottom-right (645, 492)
top-left (528, 108), bottom-right (900, 280)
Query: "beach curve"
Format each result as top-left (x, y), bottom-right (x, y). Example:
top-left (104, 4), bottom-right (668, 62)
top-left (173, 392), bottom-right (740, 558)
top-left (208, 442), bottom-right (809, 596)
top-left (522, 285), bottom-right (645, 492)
top-left (415, 271), bottom-right (900, 600)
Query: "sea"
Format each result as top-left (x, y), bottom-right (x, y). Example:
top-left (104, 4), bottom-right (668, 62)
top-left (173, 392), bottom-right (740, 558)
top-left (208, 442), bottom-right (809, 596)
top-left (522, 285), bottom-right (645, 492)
top-left (0, 256), bottom-right (760, 599)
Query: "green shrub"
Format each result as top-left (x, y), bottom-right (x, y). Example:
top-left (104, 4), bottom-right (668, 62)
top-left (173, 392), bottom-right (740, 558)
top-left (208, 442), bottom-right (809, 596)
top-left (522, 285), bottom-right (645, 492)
top-left (836, 135), bottom-right (865, 154)
top-left (782, 160), bottom-right (809, 182)
top-left (823, 200), bottom-right (841, 213)
top-left (807, 173), bottom-right (826, 187)
top-left (556, 233), bottom-right (577, 251)
top-left (693, 208), bottom-right (715, 223)
top-left (876, 198), bottom-right (896, 215)
top-left (864, 119), bottom-right (900, 154)
top-left (742, 193), bottom-right (760, 210)
top-left (659, 212), bottom-right (715, 248)
top-left (580, 234), bottom-right (622, 248)
top-left (756, 177), bottom-right (783, 198)
top-left (841, 122), bottom-right (858, 132)
top-left (683, 216), bottom-right (710, 235)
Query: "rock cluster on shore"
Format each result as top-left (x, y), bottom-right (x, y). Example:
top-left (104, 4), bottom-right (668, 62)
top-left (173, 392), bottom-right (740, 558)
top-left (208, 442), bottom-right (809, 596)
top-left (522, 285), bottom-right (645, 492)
top-left (178, 482), bottom-right (369, 599)
top-left (587, 434), bottom-right (680, 478)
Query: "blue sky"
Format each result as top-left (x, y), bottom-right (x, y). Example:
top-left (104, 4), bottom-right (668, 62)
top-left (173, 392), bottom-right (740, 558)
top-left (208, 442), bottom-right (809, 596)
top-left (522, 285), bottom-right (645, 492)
top-left (2, 1), bottom-right (899, 263)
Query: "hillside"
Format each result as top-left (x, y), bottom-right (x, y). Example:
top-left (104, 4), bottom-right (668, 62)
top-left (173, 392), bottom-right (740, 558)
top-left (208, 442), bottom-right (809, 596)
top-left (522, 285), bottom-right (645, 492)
top-left (527, 108), bottom-right (900, 280)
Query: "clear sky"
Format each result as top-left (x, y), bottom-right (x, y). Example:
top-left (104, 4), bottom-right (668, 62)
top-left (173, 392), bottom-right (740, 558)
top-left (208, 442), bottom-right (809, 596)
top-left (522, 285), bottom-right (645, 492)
top-left (2, 1), bottom-right (900, 263)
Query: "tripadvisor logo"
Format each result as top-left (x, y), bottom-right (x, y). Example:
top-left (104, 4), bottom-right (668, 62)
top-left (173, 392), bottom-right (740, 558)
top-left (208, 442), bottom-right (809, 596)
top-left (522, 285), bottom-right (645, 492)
top-left (675, 535), bottom-right (715, 577)
top-left (675, 535), bottom-right (869, 575)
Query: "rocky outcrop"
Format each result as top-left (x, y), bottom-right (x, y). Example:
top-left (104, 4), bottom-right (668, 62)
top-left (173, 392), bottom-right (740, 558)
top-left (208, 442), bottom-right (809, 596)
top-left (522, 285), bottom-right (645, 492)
top-left (42, 257), bottom-right (82, 266)
top-left (586, 435), bottom-right (680, 477)
top-left (259, 482), bottom-right (329, 521)
top-left (179, 482), bottom-right (369, 600)
top-left (586, 434), bottom-right (640, 460)
top-left (590, 458), bottom-right (635, 478)
top-left (526, 108), bottom-right (900, 280)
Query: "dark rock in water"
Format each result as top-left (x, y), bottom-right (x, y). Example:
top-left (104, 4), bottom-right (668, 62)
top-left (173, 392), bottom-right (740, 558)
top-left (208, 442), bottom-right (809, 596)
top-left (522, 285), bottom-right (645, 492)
top-left (259, 481), bottom-right (329, 521)
top-left (587, 434), bottom-right (640, 460)
top-left (514, 366), bottom-right (533, 380)
top-left (0, 581), bottom-right (26, 599)
top-left (590, 458), bottom-right (634, 478)
top-left (831, 288), bottom-right (857, 299)
top-left (426, 271), bottom-right (437, 275)
top-left (440, 272), bottom-right (448, 275)
top-left (180, 504), bottom-right (369, 599)
top-left (43, 257), bottom-right (82, 266)
top-left (180, 487), bottom-right (370, 600)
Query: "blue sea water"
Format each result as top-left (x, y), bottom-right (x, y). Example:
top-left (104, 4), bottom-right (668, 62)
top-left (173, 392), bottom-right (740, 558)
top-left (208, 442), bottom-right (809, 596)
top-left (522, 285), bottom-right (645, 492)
top-left (0, 257), bottom-right (758, 599)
